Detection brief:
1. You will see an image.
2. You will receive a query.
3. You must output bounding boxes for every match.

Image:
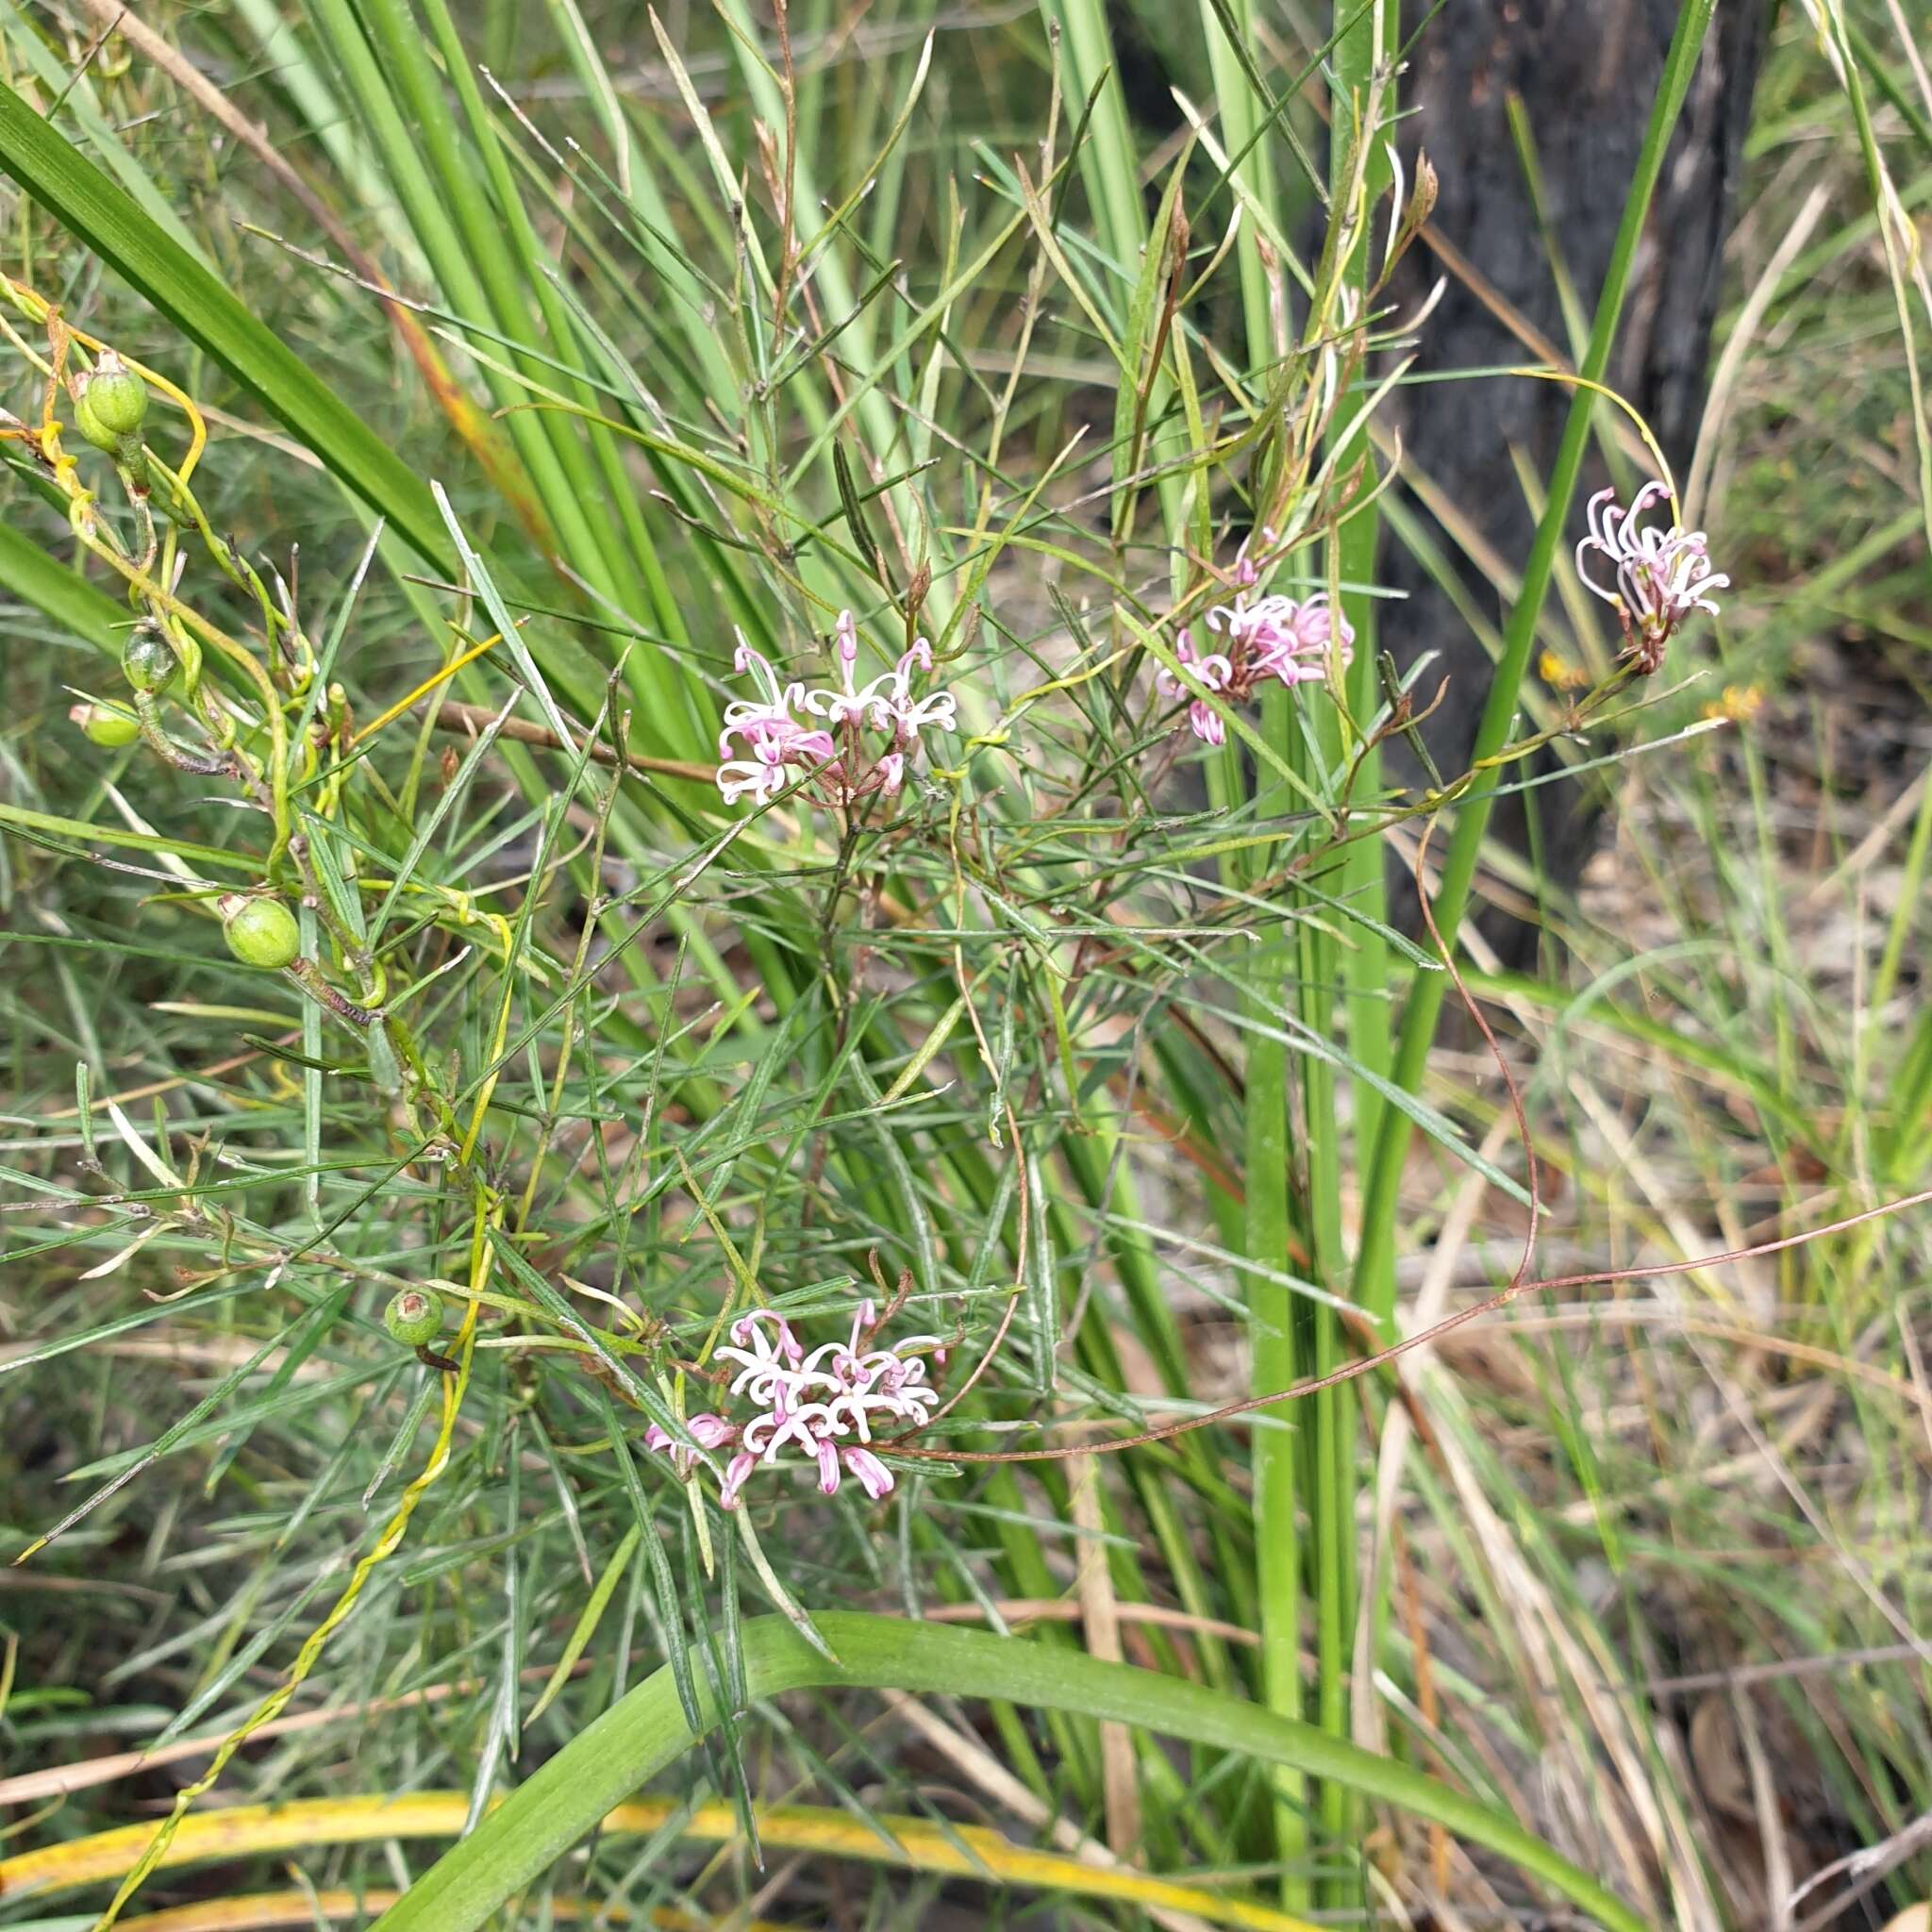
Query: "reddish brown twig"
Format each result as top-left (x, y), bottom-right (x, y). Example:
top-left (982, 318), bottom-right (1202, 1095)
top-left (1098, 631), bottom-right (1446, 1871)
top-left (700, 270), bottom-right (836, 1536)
top-left (883, 1187), bottom-right (1932, 1464)
top-left (884, 821), bottom-right (1922, 1465)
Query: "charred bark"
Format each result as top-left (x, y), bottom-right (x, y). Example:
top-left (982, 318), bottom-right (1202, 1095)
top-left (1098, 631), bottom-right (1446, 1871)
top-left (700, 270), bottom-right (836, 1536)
top-left (1107, 1), bottom-right (1767, 942)
top-left (1379, 0), bottom-right (1770, 946)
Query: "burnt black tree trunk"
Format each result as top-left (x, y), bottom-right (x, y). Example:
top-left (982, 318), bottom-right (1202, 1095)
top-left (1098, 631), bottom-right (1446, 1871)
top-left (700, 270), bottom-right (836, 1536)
top-left (1377, 0), bottom-right (1769, 943)
top-left (1108, 1), bottom-right (1768, 936)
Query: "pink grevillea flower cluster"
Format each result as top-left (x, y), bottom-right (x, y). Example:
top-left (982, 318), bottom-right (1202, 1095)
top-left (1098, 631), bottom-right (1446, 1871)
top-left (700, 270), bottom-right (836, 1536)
top-left (715, 611), bottom-right (957, 808)
top-left (1575, 483), bottom-right (1728, 675)
top-left (643, 1303), bottom-right (941, 1508)
top-left (1158, 535), bottom-right (1356, 746)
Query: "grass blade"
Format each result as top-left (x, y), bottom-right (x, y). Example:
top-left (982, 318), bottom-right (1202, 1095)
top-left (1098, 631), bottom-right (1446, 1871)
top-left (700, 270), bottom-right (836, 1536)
top-left (0, 78), bottom-right (449, 566)
top-left (367, 1613), bottom-right (1649, 1932)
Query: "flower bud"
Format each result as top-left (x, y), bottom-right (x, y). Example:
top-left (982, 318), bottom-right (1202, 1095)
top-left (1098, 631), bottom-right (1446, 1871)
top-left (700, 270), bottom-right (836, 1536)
top-left (70, 701), bottom-right (141, 747)
top-left (122, 627), bottom-right (176, 694)
top-left (83, 353), bottom-right (147, 439)
top-left (384, 1288), bottom-right (443, 1348)
top-left (219, 893), bottom-right (301, 970)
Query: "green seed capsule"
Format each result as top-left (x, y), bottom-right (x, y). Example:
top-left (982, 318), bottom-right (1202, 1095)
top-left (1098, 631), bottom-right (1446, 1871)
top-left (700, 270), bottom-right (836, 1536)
top-left (83, 353), bottom-right (147, 439)
top-left (72, 385), bottom-right (123, 456)
top-left (220, 894), bottom-right (301, 970)
top-left (71, 701), bottom-right (141, 747)
top-left (384, 1289), bottom-right (443, 1348)
top-left (122, 627), bottom-right (176, 694)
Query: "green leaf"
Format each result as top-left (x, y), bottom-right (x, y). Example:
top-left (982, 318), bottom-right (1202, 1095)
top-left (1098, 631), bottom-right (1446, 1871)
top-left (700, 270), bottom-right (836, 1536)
top-left (0, 77), bottom-right (451, 569)
top-left (0, 801), bottom-right (258, 874)
top-left (526, 1524), bottom-right (641, 1726)
top-left (0, 524), bottom-right (125, 658)
top-left (371, 1613), bottom-right (1647, 1932)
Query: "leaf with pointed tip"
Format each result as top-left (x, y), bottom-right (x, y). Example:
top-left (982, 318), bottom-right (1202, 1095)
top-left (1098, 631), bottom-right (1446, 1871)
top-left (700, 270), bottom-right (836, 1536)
top-left (0, 78), bottom-right (449, 569)
top-left (371, 1613), bottom-right (1647, 1932)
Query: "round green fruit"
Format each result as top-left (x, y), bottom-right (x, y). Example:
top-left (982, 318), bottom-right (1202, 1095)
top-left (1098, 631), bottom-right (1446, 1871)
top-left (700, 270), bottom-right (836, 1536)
top-left (384, 1289), bottom-right (443, 1348)
top-left (84, 354), bottom-right (147, 439)
top-left (72, 385), bottom-right (123, 456)
top-left (71, 701), bottom-right (141, 747)
top-left (220, 894), bottom-right (301, 970)
top-left (122, 628), bottom-right (176, 694)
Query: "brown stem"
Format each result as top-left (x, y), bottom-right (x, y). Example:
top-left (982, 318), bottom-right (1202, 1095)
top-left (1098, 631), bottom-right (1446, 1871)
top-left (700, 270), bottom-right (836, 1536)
top-left (285, 958), bottom-right (376, 1029)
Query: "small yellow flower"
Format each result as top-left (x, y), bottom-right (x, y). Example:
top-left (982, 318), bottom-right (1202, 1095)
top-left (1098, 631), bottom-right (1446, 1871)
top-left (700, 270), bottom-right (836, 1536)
top-left (1539, 648), bottom-right (1591, 691)
top-left (1703, 684), bottom-right (1763, 724)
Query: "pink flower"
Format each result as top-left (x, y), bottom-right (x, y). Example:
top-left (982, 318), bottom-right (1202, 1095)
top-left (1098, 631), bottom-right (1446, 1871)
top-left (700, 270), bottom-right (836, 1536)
top-left (662, 1299), bottom-right (941, 1508)
top-left (717, 639), bottom-right (804, 753)
top-left (842, 1446), bottom-right (894, 1501)
top-left (1208, 591), bottom-right (1352, 687)
top-left (858, 750), bottom-right (906, 799)
top-left (730, 1307), bottom-right (804, 1359)
top-left (1156, 629), bottom-right (1234, 747)
top-left (1158, 542), bottom-right (1356, 745)
top-left (868, 639), bottom-right (958, 746)
top-left (800, 611), bottom-right (882, 729)
top-left (726, 1307), bottom-right (804, 1366)
top-left (715, 636), bottom-right (837, 805)
top-left (741, 1397), bottom-right (838, 1462)
top-left (804, 620), bottom-right (957, 747)
top-left (800, 1301), bottom-right (876, 1379)
top-left (1575, 483), bottom-right (1727, 673)
top-left (718, 1451), bottom-right (758, 1508)
top-left (716, 611), bottom-right (953, 811)
top-left (719, 1315), bottom-right (811, 1408)
top-left (642, 1411), bottom-right (738, 1475)
top-left (1239, 592), bottom-right (1351, 689)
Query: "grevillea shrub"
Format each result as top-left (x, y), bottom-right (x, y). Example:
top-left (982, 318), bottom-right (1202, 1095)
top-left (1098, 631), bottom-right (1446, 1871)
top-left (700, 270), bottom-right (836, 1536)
top-left (8, 4), bottom-right (1924, 1930)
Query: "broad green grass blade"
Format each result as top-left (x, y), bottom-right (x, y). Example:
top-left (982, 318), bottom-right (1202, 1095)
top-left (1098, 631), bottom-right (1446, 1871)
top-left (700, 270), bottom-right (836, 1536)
top-left (0, 0), bottom-right (204, 258)
top-left (0, 523), bottom-right (125, 655)
top-left (0, 76), bottom-right (450, 567)
top-left (1038, 0), bottom-right (1145, 272)
top-left (370, 1613), bottom-right (1649, 1932)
